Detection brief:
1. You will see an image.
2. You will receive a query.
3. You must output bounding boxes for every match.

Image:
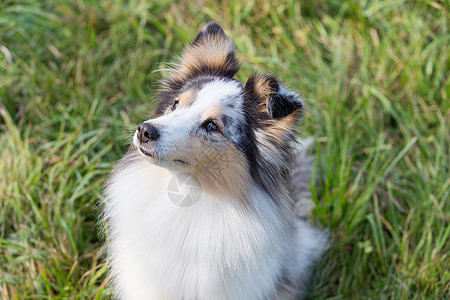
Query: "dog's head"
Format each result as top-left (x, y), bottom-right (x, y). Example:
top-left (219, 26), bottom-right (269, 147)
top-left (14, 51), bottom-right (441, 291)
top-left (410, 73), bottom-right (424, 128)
top-left (133, 22), bottom-right (304, 196)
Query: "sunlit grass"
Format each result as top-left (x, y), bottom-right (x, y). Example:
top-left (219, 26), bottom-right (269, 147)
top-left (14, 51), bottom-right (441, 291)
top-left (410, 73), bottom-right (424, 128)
top-left (1, 0), bottom-right (448, 298)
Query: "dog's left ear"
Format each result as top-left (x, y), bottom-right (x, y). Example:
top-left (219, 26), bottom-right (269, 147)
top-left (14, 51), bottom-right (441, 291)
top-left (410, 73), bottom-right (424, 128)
top-left (244, 73), bottom-right (304, 121)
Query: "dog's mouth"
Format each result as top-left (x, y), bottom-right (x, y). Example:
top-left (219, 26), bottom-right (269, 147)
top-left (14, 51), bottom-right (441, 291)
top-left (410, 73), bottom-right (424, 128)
top-left (139, 147), bottom-right (188, 165)
top-left (139, 147), bottom-right (155, 158)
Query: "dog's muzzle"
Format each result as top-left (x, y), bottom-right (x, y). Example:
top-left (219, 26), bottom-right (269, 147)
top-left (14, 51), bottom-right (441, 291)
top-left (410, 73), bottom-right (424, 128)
top-left (137, 122), bottom-right (160, 143)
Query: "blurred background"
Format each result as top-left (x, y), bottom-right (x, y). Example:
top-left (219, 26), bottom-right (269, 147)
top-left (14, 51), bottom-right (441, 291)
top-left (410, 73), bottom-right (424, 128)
top-left (0, 0), bottom-right (448, 298)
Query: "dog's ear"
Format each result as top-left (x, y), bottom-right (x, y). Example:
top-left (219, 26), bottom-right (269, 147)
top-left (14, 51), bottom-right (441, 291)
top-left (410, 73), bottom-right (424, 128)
top-left (244, 73), bottom-right (303, 121)
top-left (156, 22), bottom-right (240, 115)
top-left (192, 22), bottom-right (227, 45)
top-left (177, 22), bottom-right (240, 80)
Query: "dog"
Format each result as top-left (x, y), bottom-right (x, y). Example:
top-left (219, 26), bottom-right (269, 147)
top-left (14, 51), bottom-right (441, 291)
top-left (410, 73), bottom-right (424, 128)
top-left (103, 22), bottom-right (328, 300)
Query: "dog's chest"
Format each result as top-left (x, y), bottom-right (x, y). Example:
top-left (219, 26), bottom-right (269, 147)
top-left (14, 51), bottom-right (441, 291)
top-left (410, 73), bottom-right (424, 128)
top-left (107, 163), bottom-right (289, 299)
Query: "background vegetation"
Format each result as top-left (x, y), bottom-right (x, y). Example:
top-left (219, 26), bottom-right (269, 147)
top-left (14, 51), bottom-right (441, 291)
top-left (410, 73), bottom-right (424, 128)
top-left (0, 0), bottom-right (448, 298)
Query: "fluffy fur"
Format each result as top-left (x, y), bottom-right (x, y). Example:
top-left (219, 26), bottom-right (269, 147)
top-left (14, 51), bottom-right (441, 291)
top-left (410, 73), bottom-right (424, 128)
top-left (103, 22), bottom-right (328, 300)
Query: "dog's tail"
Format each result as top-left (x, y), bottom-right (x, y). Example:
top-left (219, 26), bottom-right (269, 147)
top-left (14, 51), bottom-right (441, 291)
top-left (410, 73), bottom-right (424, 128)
top-left (291, 138), bottom-right (318, 219)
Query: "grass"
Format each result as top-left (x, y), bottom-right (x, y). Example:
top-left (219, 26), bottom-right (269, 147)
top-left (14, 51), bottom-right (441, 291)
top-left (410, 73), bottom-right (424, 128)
top-left (0, 0), bottom-right (448, 298)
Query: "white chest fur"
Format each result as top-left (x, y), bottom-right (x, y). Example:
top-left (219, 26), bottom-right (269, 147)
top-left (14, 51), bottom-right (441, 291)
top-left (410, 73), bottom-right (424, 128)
top-left (104, 158), bottom-right (294, 300)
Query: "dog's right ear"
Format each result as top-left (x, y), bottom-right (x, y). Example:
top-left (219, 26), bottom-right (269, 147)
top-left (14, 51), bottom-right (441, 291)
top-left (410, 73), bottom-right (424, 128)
top-left (192, 22), bottom-right (228, 45)
top-left (175, 22), bottom-right (240, 81)
top-left (156, 22), bottom-right (240, 115)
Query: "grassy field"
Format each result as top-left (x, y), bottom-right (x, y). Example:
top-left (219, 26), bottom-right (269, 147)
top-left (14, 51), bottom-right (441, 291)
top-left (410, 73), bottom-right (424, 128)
top-left (0, 0), bottom-right (448, 298)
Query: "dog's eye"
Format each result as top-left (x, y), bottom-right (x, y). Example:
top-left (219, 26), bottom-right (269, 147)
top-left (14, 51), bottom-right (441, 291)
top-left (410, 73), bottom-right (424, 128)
top-left (204, 120), bottom-right (219, 132)
top-left (171, 100), bottom-right (179, 111)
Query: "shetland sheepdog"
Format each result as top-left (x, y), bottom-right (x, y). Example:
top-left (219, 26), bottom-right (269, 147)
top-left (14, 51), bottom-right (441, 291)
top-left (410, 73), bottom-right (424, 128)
top-left (103, 22), bottom-right (328, 300)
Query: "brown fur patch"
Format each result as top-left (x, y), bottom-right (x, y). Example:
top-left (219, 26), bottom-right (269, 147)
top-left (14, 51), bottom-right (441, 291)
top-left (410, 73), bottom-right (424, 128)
top-left (192, 142), bottom-right (250, 201)
top-left (262, 111), bottom-right (301, 143)
top-left (253, 77), bottom-right (273, 108)
top-left (263, 119), bottom-right (293, 144)
top-left (155, 23), bottom-right (239, 116)
top-left (170, 131), bottom-right (250, 201)
top-left (245, 73), bottom-right (303, 146)
top-left (171, 32), bottom-right (239, 82)
top-left (201, 106), bottom-right (224, 127)
top-left (246, 73), bottom-right (278, 115)
top-left (178, 89), bottom-right (197, 107)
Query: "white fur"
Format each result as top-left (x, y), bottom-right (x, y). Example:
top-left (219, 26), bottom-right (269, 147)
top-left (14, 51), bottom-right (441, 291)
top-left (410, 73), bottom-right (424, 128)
top-left (104, 153), bottom-right (328, 300)
top-left (195, 79), bottom-right (242, 109)
top-left (104, 79), bottom-right (329, 299)
top-left (135, 79), bottom-right (243, 161)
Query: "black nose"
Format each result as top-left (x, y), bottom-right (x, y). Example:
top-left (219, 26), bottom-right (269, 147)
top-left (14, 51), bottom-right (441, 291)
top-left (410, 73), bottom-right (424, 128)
top-left (137, 122), bottom-right (160, 143)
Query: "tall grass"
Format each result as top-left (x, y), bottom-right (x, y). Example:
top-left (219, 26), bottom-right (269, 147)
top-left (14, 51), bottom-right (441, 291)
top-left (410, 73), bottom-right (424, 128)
top-left (1, 0), bottom-right (448, 298)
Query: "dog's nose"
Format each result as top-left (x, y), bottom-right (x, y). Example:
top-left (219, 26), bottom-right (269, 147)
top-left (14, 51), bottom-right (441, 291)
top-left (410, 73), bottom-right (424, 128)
top-left (137, 123), bottom-right (160, 143)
